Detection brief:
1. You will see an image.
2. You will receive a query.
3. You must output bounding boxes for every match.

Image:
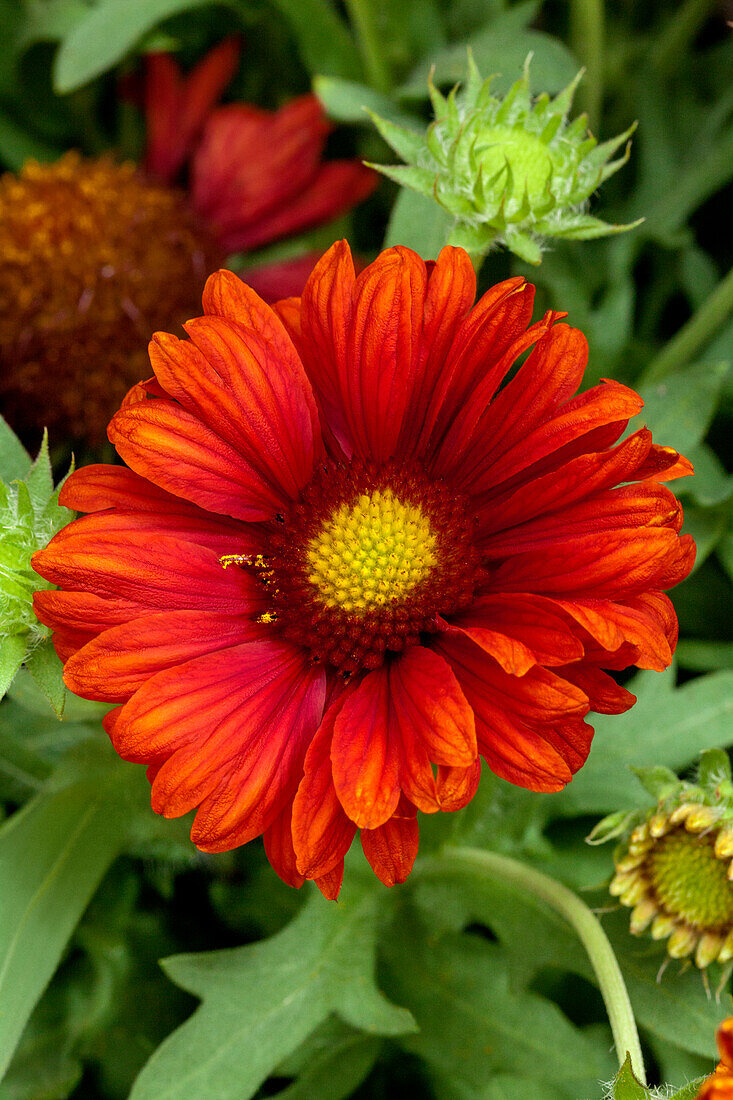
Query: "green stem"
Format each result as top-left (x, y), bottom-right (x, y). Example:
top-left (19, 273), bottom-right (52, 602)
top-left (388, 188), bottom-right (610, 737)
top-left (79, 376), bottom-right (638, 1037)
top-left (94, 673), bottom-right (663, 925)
top-left (417, 845), bottom-right (646, 1085)
top-left (570, 0), bottom-right (604, 131)
top-left (344, 0), bottom-right (391, 94)
top-left (640, 265), bottom-right (733, 385)
top-left (654, 0), bottom-right (715, 76)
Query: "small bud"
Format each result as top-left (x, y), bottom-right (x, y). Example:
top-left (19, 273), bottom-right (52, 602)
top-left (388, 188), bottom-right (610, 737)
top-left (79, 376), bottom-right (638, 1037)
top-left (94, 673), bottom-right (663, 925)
top-left (667, 926), bottom-right (698, 958)
top-left (718, 930), bottom-right (733, 964)
top-left (715, 828), bottom-right (733, 860)
top-left (368, 57), bottom-right (640, 265)
top-left (649, 812), bottom-right (671, 838)
top-left (651, 914), bottom-right (678, 940)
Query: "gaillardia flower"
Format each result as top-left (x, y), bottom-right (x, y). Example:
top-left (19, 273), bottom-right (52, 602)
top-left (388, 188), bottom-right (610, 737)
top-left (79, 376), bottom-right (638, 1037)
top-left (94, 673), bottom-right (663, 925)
top-left (605, 750), bottom-right (733, 969)
top-left (0, 40), bottom-right (374, 444)
top-left (697, 1018), bottom-right (733, 1099)
top-left (33, 243), bottom-right (694, 897)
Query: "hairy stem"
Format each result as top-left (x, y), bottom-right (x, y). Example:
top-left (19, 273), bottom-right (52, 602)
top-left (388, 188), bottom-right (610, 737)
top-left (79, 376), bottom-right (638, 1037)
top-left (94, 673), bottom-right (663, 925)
top-left (640, 265), bottom-right (733, 385)
top-left (417, 845), bottom-right (646, 1084)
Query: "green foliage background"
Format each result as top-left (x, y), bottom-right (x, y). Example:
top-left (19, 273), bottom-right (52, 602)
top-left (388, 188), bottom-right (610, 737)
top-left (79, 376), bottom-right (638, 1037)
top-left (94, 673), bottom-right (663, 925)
top-left (0, 1), bottom-right (732, 1097)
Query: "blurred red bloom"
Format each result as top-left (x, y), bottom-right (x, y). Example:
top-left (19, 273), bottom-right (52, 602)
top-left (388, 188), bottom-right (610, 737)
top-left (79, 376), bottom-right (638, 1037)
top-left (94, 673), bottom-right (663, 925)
top-left (143, 39), bottom-right (376, 289)
top-left (33, 243), bottom-right (695, 898)
top-left (698, 1019), bottom-right (733, 1098)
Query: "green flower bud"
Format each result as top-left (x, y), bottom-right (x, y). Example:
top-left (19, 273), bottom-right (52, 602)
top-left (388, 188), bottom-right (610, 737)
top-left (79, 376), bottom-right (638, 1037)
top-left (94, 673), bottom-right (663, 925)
top-left (369, 56), bottom-right (641, 264)
top-left (0, 426), bottom-right (73, 712)
top-left (595, 750), bottom-right (733, 970)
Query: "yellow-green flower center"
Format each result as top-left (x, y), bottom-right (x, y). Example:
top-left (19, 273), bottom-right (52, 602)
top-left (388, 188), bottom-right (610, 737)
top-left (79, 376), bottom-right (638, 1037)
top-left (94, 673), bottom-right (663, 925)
top-left (477, 126), bottom-right (553, 202)
top-left (648, 830), bottom-right (733, 932)
top-left (306, 488), bottom-right (437, 613)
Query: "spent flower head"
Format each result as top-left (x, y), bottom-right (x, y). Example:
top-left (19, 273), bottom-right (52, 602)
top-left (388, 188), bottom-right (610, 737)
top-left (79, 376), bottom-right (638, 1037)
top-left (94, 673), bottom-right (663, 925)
top-left (593, 749), bottom-right (733, 970)
top-left (369, 56), bottom-right (640, 264)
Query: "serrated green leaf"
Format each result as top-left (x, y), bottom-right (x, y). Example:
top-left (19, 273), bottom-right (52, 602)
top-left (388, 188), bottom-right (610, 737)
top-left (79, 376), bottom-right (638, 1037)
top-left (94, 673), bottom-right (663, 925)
top-left (698, 746), bottom-right (732, 787)
top-left (381, 908), bottom-right (616, 1093)
top-left (130, 884), bottom-right (415, 1100)
top-left (23, 431), bottom-right (53, 512)
top-left (547, 668), bottom-right (733, 816)
top-left (0, 633), bottom-right (29, 700)
top-left (24, 639), bottom-right (66, 718)
top-left (630, 764), bottom-right (681, 802)
top-left (366, 111), bottom-right (424, 163)
top-left (0, 416), bottom-right (31, 483)
top-left (53, 0), bottom-right (230, 93)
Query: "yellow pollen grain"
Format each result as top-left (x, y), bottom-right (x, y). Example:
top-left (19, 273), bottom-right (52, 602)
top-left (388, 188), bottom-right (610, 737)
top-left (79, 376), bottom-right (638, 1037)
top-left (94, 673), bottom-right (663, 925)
top-left (306, 488), bottom-right (437, 612)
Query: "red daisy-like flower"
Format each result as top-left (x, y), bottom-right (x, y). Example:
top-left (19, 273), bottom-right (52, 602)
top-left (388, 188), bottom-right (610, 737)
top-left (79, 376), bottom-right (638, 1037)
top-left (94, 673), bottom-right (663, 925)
top-left (697, 1019), bottom-right (733, 1098)
top-left (33, 243), bottom-right (695, 898)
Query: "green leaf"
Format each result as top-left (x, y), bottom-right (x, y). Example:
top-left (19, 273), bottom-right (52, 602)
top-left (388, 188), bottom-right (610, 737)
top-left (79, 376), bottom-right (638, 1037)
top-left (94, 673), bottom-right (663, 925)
top-left (676, 640), bottom-right (733, 672)
top-left (23, 431), bottom-right (53, 512)
top-left (0, 108), bottom-right (61, 171)
top-left (53, 0), bottom-right (231, 93)
top-left (0, 747), bottom-right (132, 1078)
top-left (384, 188), bottom-right (455, 257)
top-left (314, 75), bottom-right (419, 130)
top-left (638, 361), bottom-right (729, 458)
top-left (24, 639), bottom-right (66, 719)
top-left (0, 416), bottom-right (31, 483)
top-left (272, 1019), bottom-right (381, 1100)
top-left (129, 884), bottom-right (415, 1100)
top-left (0, 634), bottom-right (27, 700)
top-left (381, 908), bottom-right (616, 1094)
top-left (399, 11), bottom-right (578, 100)
top-left (608, 1055), bottom-right (649, 1098)
top-left (547, 668), bottom-right (733, 816)
top-left (269, 0), bottom-right (362, 81)
top-left (698, 746), bottom-right (732, 787)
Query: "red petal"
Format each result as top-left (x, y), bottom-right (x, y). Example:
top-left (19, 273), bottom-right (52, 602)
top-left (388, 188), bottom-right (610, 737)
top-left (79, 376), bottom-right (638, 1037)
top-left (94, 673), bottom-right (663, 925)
top-left (361, 803), bottom-right (419, 887)
top-left (331, 666), bottom-right (401, 829)
top-left (291, 694), bottom-right (357, 878)
top-left (558, 665), bottom-right (636, 714)
top-left (144, 39), bottom-right (240, 183)
top-left (151, 315), bottom-right (320, 502)
top-left (487, 527), bottom-right (686, 599)
top-left (237, 253), bottom-right (321, 303)
top-left (434, 632), bottom-right (590, 793)
top-left (219, 160), bottom-right (376, 254)
top-left (446, 594), bottom-right (584, 670)
top-left (263, 802), bottom-right (305, 889)
top-left (551, 593), bottom-right (677, 670)
top-left (110, 641), bottom-right (324, 849)
top-left (436, 759), bottom-right (481, 811)
top-left (48, 506), bottom-right (262, 558)
top-left (63, 610), bottom-right (261, 702)
top-left (314, 861), bottom-right (344, 900)
top-left (331, 647), bottom-right (477, 828)
top-left (33, 529), bottom-right (260, 612)
top-left (33, 590), bottom-right (142, 635)
top-left (108, 398), bottom-right (284, 520)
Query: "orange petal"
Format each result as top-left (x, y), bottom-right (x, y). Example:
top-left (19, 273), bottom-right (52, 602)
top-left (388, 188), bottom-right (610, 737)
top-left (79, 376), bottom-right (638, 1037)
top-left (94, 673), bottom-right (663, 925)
top-left (263, 802), bottom-right (305, 890)
top-left (361, 803), bottom-right (419, 887)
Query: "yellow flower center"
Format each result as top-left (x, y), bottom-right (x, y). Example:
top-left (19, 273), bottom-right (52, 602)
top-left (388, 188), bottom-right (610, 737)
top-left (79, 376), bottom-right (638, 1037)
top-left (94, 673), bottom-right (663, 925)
top-left (477, 126), bottom-right (553, 202)
top-left (306, 488), bottom-right (437, 613)
top-left (648, 830), bottom-right (733, 932)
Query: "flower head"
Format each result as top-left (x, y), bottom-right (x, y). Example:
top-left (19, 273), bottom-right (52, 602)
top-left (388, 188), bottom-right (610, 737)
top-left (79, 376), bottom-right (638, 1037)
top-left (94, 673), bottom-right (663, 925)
top-left (0, 43), bottom-right (375, 444)
top-left (697, 1019), bottom-right (733, 1099)
top-left (33, 242), bottom-right (694, 897)
top-left (603, 750), bottom-right (733, 968)
top-left (0, 153), bottom-right (220, 444)
top-left (370, 58), bottom-right (639, 263)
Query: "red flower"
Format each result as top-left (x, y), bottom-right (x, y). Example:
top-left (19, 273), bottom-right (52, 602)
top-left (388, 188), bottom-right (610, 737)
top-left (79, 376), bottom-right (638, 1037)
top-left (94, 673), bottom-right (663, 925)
top-left (143, 41), bottom-right (376, 275)
top-left (697, 1019), bottom-right (733, 1098)
top-left (33, 243), bottom-right (695, 898)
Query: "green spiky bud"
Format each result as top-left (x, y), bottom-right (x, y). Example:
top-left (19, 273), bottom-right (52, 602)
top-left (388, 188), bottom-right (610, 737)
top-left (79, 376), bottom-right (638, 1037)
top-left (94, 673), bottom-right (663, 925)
top-left (0, 421), bottom-right (74, 713)
top-left (594, 750), bottom-right (733, 971)
top-left (369, 56), bottom-right (641, 264)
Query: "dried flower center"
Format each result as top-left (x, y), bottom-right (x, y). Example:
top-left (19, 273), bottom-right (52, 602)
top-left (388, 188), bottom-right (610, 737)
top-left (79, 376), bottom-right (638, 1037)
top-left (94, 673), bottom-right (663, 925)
top-left (476, 126), bottom-right (552, 202)
top-left (0, 152), bottom-right (221, 444)
top-left (305, 489), bottom-right (437, 612)
top-left (262, 459), bottom-right (480, 672)
top-left (647, 830), bottom-right (733, 932)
